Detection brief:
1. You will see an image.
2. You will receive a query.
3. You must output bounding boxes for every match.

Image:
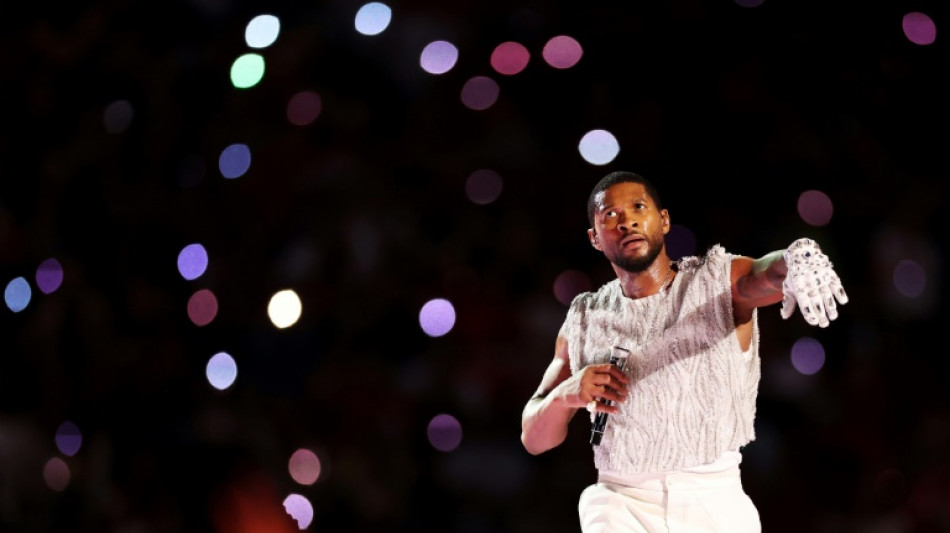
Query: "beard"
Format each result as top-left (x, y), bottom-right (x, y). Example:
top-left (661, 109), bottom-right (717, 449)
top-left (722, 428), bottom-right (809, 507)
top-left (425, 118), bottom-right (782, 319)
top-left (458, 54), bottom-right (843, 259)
top-left (609, 237), bottom-right (664, 273)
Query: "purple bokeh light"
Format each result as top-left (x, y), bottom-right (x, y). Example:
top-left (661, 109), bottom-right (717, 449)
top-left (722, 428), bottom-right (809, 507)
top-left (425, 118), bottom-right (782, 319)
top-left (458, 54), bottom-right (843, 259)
top-left (419, 298), bottom-right (456, 337)
top-left (790, 336), bottom-right (825, 375)
top-left (55, 420), bottom-right (82, 457)
top-left (35, 258), bottom-right (64, 294)
top-left (427, 413), bottom-right (463, 452)
top-left (177, 243), bottom-right (209, 281)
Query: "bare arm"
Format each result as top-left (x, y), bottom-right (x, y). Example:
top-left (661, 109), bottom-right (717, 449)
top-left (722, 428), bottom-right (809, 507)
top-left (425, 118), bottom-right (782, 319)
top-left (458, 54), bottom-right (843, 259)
top-left (732, 250), bottom-right (787, 318)
top-left (520, 337), bottom-right (628, 455)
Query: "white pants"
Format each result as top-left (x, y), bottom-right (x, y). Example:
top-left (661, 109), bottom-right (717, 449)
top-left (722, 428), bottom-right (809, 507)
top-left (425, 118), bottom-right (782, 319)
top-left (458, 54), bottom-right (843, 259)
top-left (578, 466), bottom-right (761, 533)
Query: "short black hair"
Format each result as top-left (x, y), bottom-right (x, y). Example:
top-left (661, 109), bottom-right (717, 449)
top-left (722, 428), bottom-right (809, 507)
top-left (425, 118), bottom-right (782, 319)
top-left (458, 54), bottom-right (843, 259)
top-left (587, 171), bottom-right (663, 227)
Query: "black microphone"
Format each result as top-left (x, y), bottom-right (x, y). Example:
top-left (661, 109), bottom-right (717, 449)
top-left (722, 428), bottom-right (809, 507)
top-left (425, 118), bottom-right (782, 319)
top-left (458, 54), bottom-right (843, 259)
top-left (590, 346), bottom-right (629, 446)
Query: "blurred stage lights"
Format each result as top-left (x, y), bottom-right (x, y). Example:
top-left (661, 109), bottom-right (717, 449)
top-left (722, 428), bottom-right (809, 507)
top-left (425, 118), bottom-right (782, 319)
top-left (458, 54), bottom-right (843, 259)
top-left (902, 12), bottom-right (936, 45)
top-left (288, 448), bottom-right (322, 485)
top-left (246, 14), bottom-right (280, 49)
top-left (103, 99), bottom-right (134, 134)
top-left (230, 53), bottom-right (265, 89)
top-left (893, 259), bottom-right (926, 298)
top-left (36, 257), bottom-right (64, 294)
top-left (355, 2), bottom-right (391, 36)
top-left (206, 351), bottom-right (238, 390)
top-left (43, 457), bottom-right (70, 492)
top-left (4, 277), bottom-right (31, 313)
top-left (465, 169), bottom-right (503, 205)
top-left (419, 298), bottom-right (456, 337)
top-left (553, 270), bottom-right (592, 306)
top-left (55, 421), bottom-right (83, 457)
top-left (187, 289), bottom-right (219, 326)
top-left (219, 143), bottom-right (252, 179)
top-left (460, 76), bottom-right (500, 111)
top-left (287, 91), bottom-right (323, 126)
top-left (797, 189), bottom-right (833, 227)
top-left (490, 41), bottom-right (530, 75)
top-left (579, 129), bottom-right (620, 165)
top-left (420, 40), bottom-right (459, 75)
top-left (178, 243), bottom-right (209, 280)
top-left (428, 413), bottom-right (463, 452)
top-left (790, 337), bottom-right (825, 376)
top-left (542, 35), bottom-right (583, 69)
top-left (268, 289), bottom-right (302, 329)
top-left (283, 493), bottom-right (314, 530)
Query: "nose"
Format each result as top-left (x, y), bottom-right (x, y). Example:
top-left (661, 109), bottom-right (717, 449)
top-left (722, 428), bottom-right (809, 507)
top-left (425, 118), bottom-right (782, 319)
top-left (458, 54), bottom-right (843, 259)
top-left (617, 211), bottom-right (637, 232)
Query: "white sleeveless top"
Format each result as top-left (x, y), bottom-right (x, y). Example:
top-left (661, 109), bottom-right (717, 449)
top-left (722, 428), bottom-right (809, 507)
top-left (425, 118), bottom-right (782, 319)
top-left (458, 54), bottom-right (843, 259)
top-left (559, 245), bottom-right (760, 474)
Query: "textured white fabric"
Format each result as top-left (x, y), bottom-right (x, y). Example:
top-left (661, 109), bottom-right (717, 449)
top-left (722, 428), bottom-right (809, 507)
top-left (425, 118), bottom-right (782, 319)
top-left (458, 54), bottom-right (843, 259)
top-left (559, 245), bottom-right (761, 474)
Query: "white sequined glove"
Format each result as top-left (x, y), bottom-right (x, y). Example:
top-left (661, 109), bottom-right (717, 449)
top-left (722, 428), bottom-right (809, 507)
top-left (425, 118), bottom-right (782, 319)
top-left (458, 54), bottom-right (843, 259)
top-left (781, 238), bottom-right (849, 327)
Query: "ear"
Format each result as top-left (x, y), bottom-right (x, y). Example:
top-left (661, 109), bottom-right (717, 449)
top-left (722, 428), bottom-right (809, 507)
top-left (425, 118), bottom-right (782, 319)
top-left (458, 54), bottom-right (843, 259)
top-left (588, 228), bottom-right (601, 250)
top-left (661, 209), bottom-right (671, 235)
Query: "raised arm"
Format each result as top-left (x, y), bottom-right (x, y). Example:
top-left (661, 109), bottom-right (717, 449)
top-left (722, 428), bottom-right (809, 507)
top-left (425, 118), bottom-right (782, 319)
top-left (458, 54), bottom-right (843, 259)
top-left (521, 337), bottom-right (628, 455)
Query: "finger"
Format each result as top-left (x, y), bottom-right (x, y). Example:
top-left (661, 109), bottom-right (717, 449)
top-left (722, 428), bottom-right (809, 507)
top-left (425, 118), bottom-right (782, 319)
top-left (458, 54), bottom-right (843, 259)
top-left (780, 294), bottom-right (797, 319)
top-left (798, 295), bottom-right (820, 326)
top-left (830, 279), bottom-right (849, 304)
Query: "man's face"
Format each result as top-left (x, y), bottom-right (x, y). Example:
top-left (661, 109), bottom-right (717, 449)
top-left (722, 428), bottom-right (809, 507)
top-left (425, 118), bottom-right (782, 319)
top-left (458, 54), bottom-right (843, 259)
top-left (588, 182), bottom-right (669, 273)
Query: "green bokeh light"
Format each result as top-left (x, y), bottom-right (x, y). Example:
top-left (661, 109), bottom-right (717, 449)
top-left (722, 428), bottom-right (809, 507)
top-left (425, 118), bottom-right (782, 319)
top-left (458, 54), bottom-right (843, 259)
top-left (230, 53), bottom-right (265, 89)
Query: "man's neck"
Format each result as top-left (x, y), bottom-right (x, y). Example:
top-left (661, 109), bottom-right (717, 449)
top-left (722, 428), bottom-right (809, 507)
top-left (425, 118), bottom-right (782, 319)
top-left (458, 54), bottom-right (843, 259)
top-left (615, 256), bottom-right (674, 299)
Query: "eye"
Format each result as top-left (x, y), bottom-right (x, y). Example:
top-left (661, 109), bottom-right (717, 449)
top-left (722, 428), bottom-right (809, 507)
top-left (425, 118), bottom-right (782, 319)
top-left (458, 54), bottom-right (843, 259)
top-left (605, 210), bottom-right (617, 218)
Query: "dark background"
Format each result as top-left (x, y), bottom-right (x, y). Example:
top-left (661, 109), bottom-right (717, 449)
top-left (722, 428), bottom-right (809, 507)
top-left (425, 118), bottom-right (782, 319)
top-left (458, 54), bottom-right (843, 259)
top-left (2, 0), bottom-right (948, 531)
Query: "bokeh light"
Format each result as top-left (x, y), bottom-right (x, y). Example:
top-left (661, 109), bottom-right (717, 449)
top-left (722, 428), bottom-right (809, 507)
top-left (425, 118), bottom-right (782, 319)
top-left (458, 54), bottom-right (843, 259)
top-left (219, 143), bottom-right (252, 179)
top-left (893, 259), bottom-right (926, 298)
top-left (790, 336), bottom-right (825, 375)
top-left (43, 457), bottom-right (70, 492)
top-left (103, 99), bottom-right (133, 134)
top-left (578, 129), bottom-right (620, 165)
top-left (666, 224), bottom-right (697, 261)
top-left (542, 35), bottom-right (583, 69)
top-left (490, 41), bottom-right (530, 75)
top-left (246, 14), bottom-right (280, 48)
top-left (420, 40), bottom-right (459, 75)
top-left (55, 421), bottom-right (82, 457)
top-left (288, 448), bottom-right (321, 485)
top-left (5, 277), bottom-right (31, 313)
top-left (460, 76), bottom-right (500, 111)
top-left (427, 413), bottom-right (463, 452)
top-left (553, 270), bottom-right (592, 306)
top-left (282, 493), bottom-right (314, 530)
top-left (902, 12), bottom-right (936, 45)
top-left (230, 53), bottom-right (265, 89)
top-left (465, 169), bottom-right (503, 205)
top-left (177, 243), bottom-right (209, 280)
top-left (419, 298), bottom-right (456, 337)
top-left (287, 91), bottom-right (322, 126)
top-left (797, 189), bottom-right (833, 227)
top-left (187, 289), bottom-right (219, 327)
top-left (268, 289), bottom-right (302, 329)
top-left (206, 351), bottom-right (238, 391)
top-left (355, 2), bottom-right (391, 36)
top-left (35, 258), bottom-right (64, 294)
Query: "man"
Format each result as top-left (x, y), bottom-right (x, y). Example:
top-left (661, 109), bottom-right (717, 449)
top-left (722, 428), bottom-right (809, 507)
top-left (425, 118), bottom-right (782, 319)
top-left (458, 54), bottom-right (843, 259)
top-left (520, 171), bottom-right (848, 532)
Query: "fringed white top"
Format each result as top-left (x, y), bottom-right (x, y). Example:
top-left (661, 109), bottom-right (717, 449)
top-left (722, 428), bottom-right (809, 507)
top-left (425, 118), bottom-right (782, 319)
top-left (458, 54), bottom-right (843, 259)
top-left (560, 245), bottom-right (761, 474)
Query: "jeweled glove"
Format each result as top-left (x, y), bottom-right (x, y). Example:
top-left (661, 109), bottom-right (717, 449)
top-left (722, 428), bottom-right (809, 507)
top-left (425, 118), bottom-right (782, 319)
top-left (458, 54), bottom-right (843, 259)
top-left (780, 238), bottom-right (849, 327)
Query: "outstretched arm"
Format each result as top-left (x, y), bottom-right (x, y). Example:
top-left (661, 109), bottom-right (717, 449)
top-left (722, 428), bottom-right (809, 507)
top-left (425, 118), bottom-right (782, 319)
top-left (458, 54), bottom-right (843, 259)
top-left (732, 238), bottom-right (849, 328)
top-left (521, 337), bottom-right (628, 455)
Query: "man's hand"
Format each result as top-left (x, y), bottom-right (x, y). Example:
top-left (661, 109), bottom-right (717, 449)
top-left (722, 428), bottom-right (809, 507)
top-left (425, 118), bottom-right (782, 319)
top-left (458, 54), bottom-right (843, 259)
top-left (781, 237), bottom-right (849, 327)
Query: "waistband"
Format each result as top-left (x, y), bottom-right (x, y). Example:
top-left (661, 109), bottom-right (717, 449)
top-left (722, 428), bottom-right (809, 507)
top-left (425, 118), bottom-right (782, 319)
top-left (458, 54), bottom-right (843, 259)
top-left (597, 451), bottom-right (743, 490)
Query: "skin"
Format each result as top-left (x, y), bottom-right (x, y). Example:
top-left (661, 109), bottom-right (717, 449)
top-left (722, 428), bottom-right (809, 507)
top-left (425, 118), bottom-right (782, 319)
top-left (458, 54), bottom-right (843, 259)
top-left (520, 181), bottom-right (788, 456)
